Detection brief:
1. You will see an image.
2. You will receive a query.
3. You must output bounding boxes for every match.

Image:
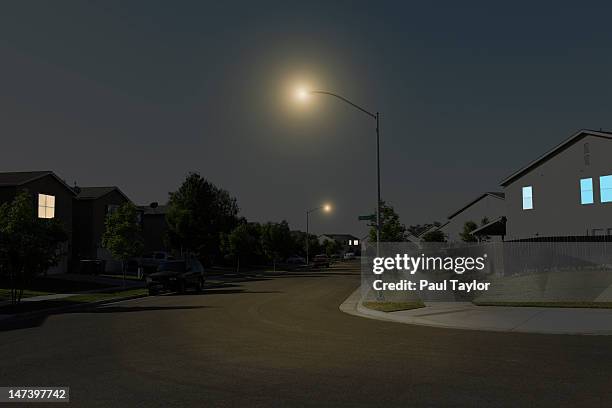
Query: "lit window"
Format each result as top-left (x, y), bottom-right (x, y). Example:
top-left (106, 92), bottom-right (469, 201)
top-left (600, 175), bottom-right (612, 203)
top-left (580, 178), bottom-right (594, 204)
top-left (353, 239), bottom-right (359, 246)
top-left (522, 186), bottom-right (533, 210)
top-left (38, 194), bottom-right (55, 219)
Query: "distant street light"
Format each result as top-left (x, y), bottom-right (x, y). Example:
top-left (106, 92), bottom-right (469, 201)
top-left (296, 88), bottom-right (381, 255)
top-left (306, 204), bottom-right (331, 265)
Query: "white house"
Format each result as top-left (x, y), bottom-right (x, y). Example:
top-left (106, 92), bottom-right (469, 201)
top-left (501, 129), bottom-right (612, 239)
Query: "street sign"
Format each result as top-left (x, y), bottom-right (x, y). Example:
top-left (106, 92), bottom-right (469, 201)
top-left (358, 214), bottom-right (376, 221)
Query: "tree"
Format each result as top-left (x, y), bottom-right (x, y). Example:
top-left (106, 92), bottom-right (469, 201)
top-left (221, 222), bottom-right (261, 273)
top-left (323, 239), bottom-right (343, 257)
top-left (459, 221), bottom-right (479, 242)
top-left (261, 221), bottom-right (293, 271)
top-left (166, 173), bottom-right (239, 262)
top-left (421, 229), bottom-right (446, 242)
top-left (0, 191), bottom-right (68, 304)
top-left (368, 201), bottom-right (407, 242)
top-left (408, 222), bottom-right (440, 237)
top-left (101, 202), bottom-right (144, 284)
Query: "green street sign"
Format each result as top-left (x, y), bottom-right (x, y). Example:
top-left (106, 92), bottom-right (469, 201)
top-left (358, 214), bottom-right (376, 221)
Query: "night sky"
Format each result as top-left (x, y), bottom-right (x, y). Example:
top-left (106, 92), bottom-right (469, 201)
top-left (2, 1), bottom-right (612, 237)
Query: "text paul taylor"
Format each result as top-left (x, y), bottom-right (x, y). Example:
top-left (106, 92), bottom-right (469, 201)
top-left (371, 254), bottom-right (491, 292)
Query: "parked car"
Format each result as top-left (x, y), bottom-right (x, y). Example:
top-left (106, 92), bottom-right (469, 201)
top-left (344, 252), bottom-right (355, 260)
top-left (140, 251), bottom-right (176, 274)
top-left (146, 257), bottom-right (205, 295)
top-left (286, 256), bottom-right (306, 265)
top-left (313, 254), bottom-right (330, 268)
top-left (330, 254), bottom-right (341, 263)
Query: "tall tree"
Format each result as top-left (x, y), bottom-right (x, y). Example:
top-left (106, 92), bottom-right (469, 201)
top-left (166, 172), bottom-right (239, 262)
top-left (101, 202), bottom-right (144, 284)
top-left (368, 201), bottom-right (407, 242)
top-left (261, 221), bottom-right (293, 271)
top-left (221, 222), bottom-right (261, 273)
top-left (0, 191), bottom-right (68, 304)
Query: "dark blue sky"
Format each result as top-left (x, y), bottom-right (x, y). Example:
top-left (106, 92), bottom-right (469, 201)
top-left (2, 1), bottom-right (612, 236)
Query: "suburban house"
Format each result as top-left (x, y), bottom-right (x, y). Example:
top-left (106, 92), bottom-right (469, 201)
top-left (501, 129), bottom-right (612, 240)
top-left (436, 192), bottom-right (506, 242)
top-left (72, 186), bottom-right (132, 273)
top-left (0, 171), bottom-right (76, 273)
top-left (319, 234), bottom-right (361, 254)
top-left (139, 203), bottom-right (170, 254)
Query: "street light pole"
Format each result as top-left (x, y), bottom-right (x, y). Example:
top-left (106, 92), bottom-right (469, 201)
top-left (309, 90), bottom-right (381, 255)
top-left (305, 205), bottom-right (327, 265)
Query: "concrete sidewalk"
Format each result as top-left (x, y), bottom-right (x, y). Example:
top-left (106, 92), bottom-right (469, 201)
top-left (340, 288), bottom-right (612, 335)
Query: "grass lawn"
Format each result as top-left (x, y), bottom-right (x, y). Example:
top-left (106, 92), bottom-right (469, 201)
top-left (0, 288), bottom-right (54, 302)
top-left (363, 301), bottom-right (425, 312)
top-left (473, 301), bottom-right (612, 309)
top-left (0, 288), bottom-right (148, 315)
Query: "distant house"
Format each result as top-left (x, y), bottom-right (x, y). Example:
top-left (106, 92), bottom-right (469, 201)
top-left (73, 186), bottom-right (132, 272)
top-left (319, 234), bottom-right (361, 254)
top-left (437, 192), bottom-right (506, 242)
top-left (139, 203), bottom-right (170, 254)
top-left (501, 129), bottom-right (612, 239)
top-left (0, 171), bottom-right (76, 273)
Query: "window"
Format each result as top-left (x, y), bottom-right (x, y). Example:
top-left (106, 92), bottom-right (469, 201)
top-left (580, 178), bottom-right (594, 204)
top-left (600, 175), bottom-right (612, 203)
top-left (521, 186), bottom-right (533, 210)
top-left (38, 194), bottom-right (55, 219)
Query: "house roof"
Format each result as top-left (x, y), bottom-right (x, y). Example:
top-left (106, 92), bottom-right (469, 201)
top-left (500, 129), bottom-right (612, 186)
top-left (139, 204), bottom-right (169, 215)
top-left (320, 233), bottom-right (359, 242)
top-left (471, 216), bottom-right (507, 236)
top-left (447, 192), bottom-right (505, 220)
top-left (76, 186), bottom-right (131, 203)
top-left (0, 171), bottom-right (76, 194)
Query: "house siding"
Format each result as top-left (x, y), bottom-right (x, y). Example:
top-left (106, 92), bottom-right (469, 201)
top-left (505, 134), bottom-right (612, 239)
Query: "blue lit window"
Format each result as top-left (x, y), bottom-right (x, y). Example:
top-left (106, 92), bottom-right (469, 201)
top-left (522, 186), bottom-right (533, 210)
top-left (580, 178), bottom-right (594, 204)
top-left (600, 175), bottom-right (612, 203)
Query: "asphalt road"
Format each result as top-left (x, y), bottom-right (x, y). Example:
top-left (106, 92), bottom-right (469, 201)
top-left (1, 261), bottom-right (611, 407)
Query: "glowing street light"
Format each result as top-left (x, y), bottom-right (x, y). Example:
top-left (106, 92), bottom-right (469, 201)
top-left (296, 88), bottom-right (309, 101)
top-left (306, 203), bottom-right (332, 265)
top-left (296, 87), bottom-right (381, 255)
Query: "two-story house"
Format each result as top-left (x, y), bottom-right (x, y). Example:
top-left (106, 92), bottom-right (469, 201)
top-left (0, 171), bottom-right (76, 273)
top-left (501, 129), bottom-right (612, 239)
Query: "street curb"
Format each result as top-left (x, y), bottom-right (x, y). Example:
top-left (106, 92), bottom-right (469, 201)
top-left (338, 288), bottom-right (612, 336)
top-left (0, 293), bottom-right (149, 326)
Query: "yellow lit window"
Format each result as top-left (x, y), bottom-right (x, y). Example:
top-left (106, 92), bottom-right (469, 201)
top-left (38, 194), bottom-right (55, 219)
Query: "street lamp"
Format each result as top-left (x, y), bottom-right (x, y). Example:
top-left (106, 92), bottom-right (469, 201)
top-left (306, 203), bottom-right (331, 265)
top-left (297, 88), bottom-right (381, 255)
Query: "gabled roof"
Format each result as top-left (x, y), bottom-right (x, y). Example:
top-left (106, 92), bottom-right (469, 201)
top-left (76, 186), bottom-right (132, 203)
top-left (448, 192), bottom-right (505, 220)
top-left (500, 129), bottom-right (612, 186)
top-left (0, 171), bottom-right (76, 195)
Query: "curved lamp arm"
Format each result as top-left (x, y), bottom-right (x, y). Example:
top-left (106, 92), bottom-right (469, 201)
top-left (310, 90), bottom-right (377, 120)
